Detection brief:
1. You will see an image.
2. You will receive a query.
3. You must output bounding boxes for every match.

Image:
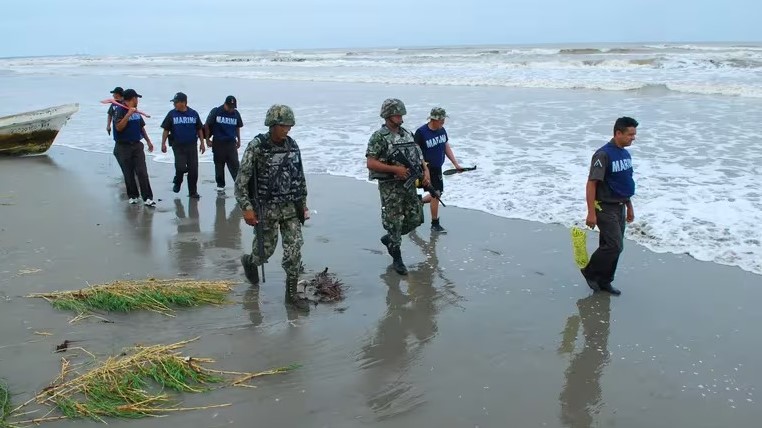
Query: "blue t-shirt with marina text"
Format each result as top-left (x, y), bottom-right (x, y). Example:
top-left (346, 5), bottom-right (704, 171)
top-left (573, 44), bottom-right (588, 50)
top-left (161, 108), bottom-right (202, 145)
top-left (414, 124), bottom-right (449, 168)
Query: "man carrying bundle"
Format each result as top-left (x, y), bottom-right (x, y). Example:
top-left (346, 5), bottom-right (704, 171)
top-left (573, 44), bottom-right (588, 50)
top-left (235, 105), bottom-right (311, 312)
top-left (366, 98), bottom-right (430, 275)
top-left (581, 116), bottom-right (639, 296)
top-left (113, 89), bottom-right (156, 206)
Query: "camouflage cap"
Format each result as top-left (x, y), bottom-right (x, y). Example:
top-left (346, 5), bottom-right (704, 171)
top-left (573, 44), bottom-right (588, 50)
top-left (379, 98), bottom-right (407, 119)
top-left (264, 104), bottom-right (295, 126)
top-left (428, 107), bottom-right (448, 120)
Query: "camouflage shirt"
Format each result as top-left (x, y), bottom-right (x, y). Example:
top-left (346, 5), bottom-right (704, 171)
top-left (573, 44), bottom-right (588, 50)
top-left (235, 132), bottom-right (308, 212)
top-left (365, 124), bottom-right (423, 181)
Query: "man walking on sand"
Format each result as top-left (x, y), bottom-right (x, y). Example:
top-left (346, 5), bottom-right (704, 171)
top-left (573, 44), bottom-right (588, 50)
top-left (113, 89), bottom-right (156, 206)
top-left (235, 104), bottom-right (312, 312)
top-left (580, 116), bottom-right (638, 296)
top-left (414, 107), bottom-right (462, 233)
top-left (205, 95), bottom-right (243, 193)
top-left (366, 98), bottom-right (430, 275)
top-left (161, 92), bottom-right (205, 198)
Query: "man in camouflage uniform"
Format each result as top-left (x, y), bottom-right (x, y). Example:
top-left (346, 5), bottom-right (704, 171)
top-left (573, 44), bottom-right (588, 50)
top-left (235, 105), bottom-right (311, 312)
top-left (366, 98), bottom-right (430, 275)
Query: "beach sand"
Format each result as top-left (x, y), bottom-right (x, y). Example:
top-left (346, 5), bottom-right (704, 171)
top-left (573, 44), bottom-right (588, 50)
top-left (1, 146), bottom-right (761, 427)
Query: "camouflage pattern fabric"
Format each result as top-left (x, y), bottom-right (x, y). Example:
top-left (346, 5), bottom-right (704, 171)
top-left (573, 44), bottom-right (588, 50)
top-left (243, 201), bottom-right (304, 277)
top-left (365, 125), bottom-right (423, 181)
top-left (234, 132), bottom-right (307, 211)
top-left (428, 107), bottom-right (448, 120)
top-left (264, 104), bottom-right (296, 126)
top-left (379, 98), bottom-right (407, 118)
top-left (235, 130), bottom-right (307, 279)
top-left (366, 123), bottom-right (424, 248)
top-left (379, 181), bottom-right (423, 248)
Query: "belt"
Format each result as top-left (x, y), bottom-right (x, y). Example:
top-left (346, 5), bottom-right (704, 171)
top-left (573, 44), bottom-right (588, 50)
top-left (599, 201), bottom-right (626, 206)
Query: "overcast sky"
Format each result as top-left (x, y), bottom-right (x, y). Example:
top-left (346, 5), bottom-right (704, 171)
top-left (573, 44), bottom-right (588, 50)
top-left (1, 0), bottom-right (759, 57)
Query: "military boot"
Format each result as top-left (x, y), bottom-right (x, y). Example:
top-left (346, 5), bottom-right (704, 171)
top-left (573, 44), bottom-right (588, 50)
top-left (389, 246), bottom-right (408, 275)
top-left (241, 254), bottom-right (259, 285)
top-left (380, 234), bottom-right (392, 256)
top-left (285, 275), bottom-right (311, 312)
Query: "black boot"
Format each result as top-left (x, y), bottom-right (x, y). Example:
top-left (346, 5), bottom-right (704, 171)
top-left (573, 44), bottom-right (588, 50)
top-left (431, 218), bottom-right (447, 233)
top-left (599, 283), bottom-right (621, 296)
top-left (580, 267), bottom-right (599, 291)
top-left (389, 246), bottom-right (408, 275)
top-left (241, 254), bottom-right (259, 285)
top-left (380, 234), bottom-right (392, 256)
top-left (285, 275), bottom-right (311, 312)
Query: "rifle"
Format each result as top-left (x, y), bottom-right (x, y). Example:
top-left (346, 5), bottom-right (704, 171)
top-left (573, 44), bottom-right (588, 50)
top-left (390, 150), bottom-right (446, 207)
top-left (248, 164), bottom-right (267, 283)
top-left (245, 135), bottom-right (296, 283)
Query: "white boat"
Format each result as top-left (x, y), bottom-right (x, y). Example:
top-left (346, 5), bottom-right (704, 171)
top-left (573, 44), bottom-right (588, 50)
top-left (0, 103), bottom-right (79, 156)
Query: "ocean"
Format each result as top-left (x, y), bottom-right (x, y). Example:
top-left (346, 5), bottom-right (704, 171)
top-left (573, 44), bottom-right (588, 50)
top-left (1, 42), bottom-right (761, 275)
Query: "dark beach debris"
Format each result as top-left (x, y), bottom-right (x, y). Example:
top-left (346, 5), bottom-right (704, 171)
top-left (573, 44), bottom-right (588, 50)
top-left (306, 268), bottom-right (346, 303)
top-left (54, 340), bottom-right (83, 353)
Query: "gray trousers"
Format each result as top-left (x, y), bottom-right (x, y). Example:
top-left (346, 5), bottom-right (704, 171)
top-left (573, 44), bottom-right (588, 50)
top-left (584, 202), bottom-right (626, 285)
top-left (114, 141), bottom-right (153, 201)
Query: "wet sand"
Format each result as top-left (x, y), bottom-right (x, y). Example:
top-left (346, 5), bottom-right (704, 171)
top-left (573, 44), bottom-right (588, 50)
top-left (1, 146), bottom-right (761, 427)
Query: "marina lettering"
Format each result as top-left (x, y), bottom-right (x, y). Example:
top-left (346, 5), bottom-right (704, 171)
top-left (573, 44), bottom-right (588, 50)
top-left (611, 158), bottom-right (632, 172)
top-left (173, 116), bottom-right (197, 125)
top-left (425, 135), bottom-right (447, 148)
top-left (216, 116), bottom-right (238, 126)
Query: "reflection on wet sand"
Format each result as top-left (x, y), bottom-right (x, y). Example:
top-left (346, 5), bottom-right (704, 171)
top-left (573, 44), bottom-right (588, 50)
top-left (212, 196), bottom-right (242, 250)
top-left (356, 231), bottom-right (463, 421)
top-left (170, 198), bottom-right (202, 275)
top-left (123, 204), bottom-right (154, 253)
top-left (558, 294), bottom-right (612, 428)
top-left (243, 286), bottom-right (263, 327)
top-left (210, 196), bottom-right (243, 275)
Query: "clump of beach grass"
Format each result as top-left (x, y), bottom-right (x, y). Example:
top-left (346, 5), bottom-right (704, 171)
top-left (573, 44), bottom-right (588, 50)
top-left (27, 278), bottom-right (235, 316)
top-left (10, 338), bottom-right (298, 425)
top-left (1, 379), bottom-right (12, 428)
top-left (571, 227), bottom-right (590, 269)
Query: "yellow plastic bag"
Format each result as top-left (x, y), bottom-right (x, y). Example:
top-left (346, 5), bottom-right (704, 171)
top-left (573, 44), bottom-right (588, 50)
top-left (571, 226), bottom-right (589, 269)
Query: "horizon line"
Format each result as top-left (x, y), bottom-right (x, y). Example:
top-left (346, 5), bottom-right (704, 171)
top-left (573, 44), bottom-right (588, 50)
top-left (2, 39), bottom-right (761, 60)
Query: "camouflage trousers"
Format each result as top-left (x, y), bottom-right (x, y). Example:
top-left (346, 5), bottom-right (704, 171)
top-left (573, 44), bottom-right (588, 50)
top-left (379, 181), bottom-right (423, 248)
top-left (245, 201), bottom-right (303, 278)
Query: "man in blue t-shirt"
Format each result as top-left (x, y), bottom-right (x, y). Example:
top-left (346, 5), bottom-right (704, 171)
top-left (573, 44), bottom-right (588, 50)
top-left (581, 116), bottom-right (638, 296)
top-left (204, 95), bottom-right (243, 193)
top-left (161, 92), bottom-right (205, 198)
top-left (113, 88), bottom-right (156, 206)
top-left (106, 86), bottom-right (123, 138)
top-left (414, 107), bottom-right (462, 233)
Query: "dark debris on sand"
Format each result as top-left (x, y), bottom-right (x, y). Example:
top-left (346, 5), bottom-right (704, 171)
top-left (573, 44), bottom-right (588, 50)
top-left (305, 268), bottom-right (346, 303)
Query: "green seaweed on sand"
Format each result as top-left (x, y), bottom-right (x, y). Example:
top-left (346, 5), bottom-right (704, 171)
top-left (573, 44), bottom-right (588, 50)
top-left (28, 278), bottom-right (235, 316)
top-left (11, 338), bottom-right (298, 425)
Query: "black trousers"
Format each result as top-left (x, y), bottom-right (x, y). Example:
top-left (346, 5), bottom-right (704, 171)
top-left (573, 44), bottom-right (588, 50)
top-left (584, 202), bottom-right (626, 285)
top-left (212, 142), bottom-right (240, 188)
top-left (172, 144), bottom-right (199, 195)
top-left (114, 141), bottom-right (153, 201)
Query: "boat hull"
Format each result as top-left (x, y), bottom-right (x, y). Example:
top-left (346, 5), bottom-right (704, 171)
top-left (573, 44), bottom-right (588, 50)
top-left (0, 103), bottom-right (79, 156)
